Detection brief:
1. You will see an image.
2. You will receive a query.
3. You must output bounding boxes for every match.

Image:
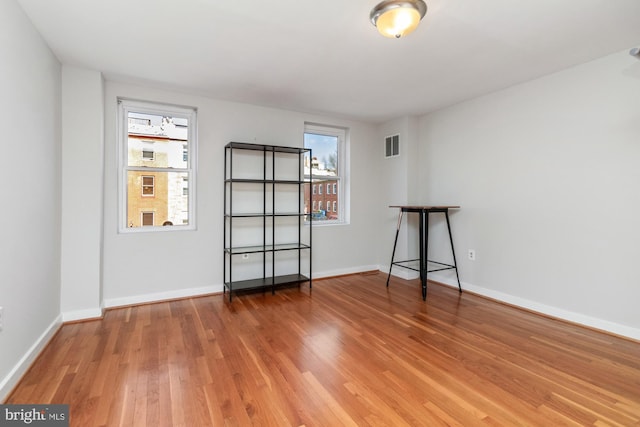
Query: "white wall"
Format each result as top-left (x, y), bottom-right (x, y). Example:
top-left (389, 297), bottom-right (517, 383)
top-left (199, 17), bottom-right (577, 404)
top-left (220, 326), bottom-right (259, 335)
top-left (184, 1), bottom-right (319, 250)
top-left (417, 50), bottom-right (640, 339)
top-left (60, 66), bottom-right (104, 321)
top-left (377, 117), bottom-right (422, 279)
top-left (102, 82), bottom-right (381, 307)
top-left (0, 0), bottom-right (62, 400)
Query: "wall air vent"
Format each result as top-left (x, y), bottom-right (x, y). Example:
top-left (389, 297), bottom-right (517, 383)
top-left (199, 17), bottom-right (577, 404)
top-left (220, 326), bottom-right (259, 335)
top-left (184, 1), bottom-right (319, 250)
top-left (385, 134), bottom-right (399, 158)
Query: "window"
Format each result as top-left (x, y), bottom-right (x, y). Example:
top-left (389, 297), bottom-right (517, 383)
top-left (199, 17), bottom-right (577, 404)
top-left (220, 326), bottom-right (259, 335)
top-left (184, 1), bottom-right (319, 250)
top-left (141, 175), bottom-right (155, 196)
top-left (129, 117), bottom-right (151, 126)
top-left (182, 177), bottom-right (189, 196)
top-left (319, 201), bottom-right (323, 211)
top-left (118, 99), bottom-right (197, 232)
top-left (141, 212), bottom-right (154, 226)
top-left (313, 185), bottom-right (316, 195)
top-left (142, 149), bottom-right (155, 161)
top-left (304, 123), bottom-right (347, 223)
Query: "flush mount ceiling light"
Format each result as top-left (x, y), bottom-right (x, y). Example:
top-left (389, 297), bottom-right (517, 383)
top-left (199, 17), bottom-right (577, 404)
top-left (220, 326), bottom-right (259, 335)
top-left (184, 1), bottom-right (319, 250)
top-left (370, 0), bottom-right (427, 39)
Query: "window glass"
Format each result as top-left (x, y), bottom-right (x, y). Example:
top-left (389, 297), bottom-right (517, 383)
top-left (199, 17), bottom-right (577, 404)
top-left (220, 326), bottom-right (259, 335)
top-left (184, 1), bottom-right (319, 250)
top-left (119, 100), bottom-right (197, 232)
top-left (304, 124), bottom-right (346, 223)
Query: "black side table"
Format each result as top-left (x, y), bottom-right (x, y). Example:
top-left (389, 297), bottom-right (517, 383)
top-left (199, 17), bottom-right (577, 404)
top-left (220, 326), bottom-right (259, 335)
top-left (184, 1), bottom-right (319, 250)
top-left (386, 205), bottom-right (462, 300)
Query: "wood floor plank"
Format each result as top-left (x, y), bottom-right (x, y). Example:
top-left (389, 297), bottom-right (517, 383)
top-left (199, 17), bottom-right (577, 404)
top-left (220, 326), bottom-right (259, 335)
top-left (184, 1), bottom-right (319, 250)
top-left (5, 272), bottom-right (640, 426)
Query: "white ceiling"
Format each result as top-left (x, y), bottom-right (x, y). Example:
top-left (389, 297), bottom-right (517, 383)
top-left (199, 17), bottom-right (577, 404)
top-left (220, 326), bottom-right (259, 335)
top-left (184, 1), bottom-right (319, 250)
top-left (16, 0), bottom-right (640, 123)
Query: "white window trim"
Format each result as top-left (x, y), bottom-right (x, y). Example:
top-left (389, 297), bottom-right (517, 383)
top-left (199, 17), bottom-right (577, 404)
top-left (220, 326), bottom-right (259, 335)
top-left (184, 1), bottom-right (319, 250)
top-left (304, 123), bottom-right (349, 226)
top-left (118, 98), bottom-right (197, 233)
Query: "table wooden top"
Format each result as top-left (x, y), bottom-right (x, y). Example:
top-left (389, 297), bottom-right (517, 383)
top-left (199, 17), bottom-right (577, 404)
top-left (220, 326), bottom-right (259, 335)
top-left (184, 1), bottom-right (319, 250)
top-left (390, 205), bottom-right (460, 210)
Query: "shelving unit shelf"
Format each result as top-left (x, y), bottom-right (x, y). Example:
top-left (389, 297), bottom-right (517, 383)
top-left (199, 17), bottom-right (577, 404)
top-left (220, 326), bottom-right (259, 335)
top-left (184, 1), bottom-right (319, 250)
top-left (224, 142), bottom-right (312, 301)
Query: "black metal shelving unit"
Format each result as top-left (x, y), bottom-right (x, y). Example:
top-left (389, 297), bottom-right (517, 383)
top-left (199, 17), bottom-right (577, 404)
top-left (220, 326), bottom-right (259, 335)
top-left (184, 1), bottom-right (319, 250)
top-left (223, 142), bottom-right (312, 301)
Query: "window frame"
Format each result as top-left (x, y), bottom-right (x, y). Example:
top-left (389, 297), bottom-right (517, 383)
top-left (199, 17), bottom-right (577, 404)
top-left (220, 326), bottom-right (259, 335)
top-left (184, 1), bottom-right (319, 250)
top-left (304, 123), bottom-right (348, 225)
top-left (118, 98), bottom-right (197, 233)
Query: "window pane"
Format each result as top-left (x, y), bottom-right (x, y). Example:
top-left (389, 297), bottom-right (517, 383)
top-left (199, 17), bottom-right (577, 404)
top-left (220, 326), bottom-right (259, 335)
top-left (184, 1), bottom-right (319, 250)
top-left (305, 178), bottom-right (338, 220)
top-left (127, 112), bottom-right (188, 168)
top-left (304, 131), bottom-right (339, 222)
top-left (127, 171), bottom-right (189, 228)
top-left (304, 133), bottom-right (338, 178)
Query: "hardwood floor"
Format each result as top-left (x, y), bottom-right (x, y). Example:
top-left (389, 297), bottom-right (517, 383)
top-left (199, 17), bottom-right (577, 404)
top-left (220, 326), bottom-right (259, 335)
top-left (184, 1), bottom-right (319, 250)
top-left (6, 272), bottom-right (640, 426)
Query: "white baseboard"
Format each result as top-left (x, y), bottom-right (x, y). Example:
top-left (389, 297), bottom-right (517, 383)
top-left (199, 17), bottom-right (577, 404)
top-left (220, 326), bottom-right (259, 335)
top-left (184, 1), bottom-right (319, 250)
top-left (0, 315), bottom-right (62, 402)
top-left (387, 268), bottom-right (419, 281)
top-left (62, 307), bottom-right (103, 323)
top-left (103, 267), bottom-right (379, 309)
top-left (313, 265), bottom-right (380, 279)
top-left (428, 272), bottom-right (640, 341)
top-left (104, 284), bottom-right (224, 309)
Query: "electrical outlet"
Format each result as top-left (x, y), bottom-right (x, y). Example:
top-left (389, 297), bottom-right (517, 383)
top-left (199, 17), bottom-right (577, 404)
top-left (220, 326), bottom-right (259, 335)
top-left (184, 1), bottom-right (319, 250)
top-left (242, 253), bottom-right (249, 260)
top-left (468, 249), bottom-right (476, 261)
top-left (0, 306), bottom-right (3, 332)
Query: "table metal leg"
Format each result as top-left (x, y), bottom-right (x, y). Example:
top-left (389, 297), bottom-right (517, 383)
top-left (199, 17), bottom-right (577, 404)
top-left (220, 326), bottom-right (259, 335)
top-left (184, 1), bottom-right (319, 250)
top-left (445, 210), bottom-right (462, 292)
top-left (422, 211), bottom-right (429, 300)
top-left (386, 210), bottom-right (404, 287)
